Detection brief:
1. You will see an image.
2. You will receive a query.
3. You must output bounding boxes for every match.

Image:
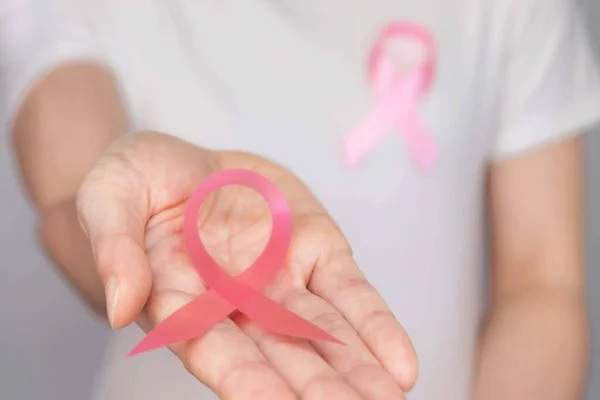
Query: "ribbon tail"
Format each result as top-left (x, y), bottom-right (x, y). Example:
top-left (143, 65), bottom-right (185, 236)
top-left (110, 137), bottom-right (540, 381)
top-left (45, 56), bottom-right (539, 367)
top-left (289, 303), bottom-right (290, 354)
top-left (128, 290), bottom-right (233, 356)
top-left (209, 278), bottom-right (343, 344)
top-left (237, 294), bottom-right (344, 345)
top-left (343, 105), bottom-right (399, 166)
top-left (345, 76), bottom-right (422, 166)
top-left (397, 111), bottom-right (437, 172)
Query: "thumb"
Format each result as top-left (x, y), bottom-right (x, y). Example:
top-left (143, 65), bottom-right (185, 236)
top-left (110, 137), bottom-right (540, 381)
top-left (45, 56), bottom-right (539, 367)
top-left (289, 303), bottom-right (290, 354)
top-left (76, 159), bottom-right (152, 329)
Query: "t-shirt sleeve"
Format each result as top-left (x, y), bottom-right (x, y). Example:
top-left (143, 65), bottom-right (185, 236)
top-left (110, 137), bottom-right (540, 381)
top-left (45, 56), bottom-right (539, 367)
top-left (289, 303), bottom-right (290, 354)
top-left (0, 0), bottom-right (106, 129)
top-left (490, 0), bottom-right (600, 160)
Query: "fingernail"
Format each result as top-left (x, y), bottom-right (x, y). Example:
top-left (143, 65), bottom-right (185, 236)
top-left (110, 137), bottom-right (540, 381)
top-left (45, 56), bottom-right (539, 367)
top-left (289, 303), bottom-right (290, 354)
top-left (105, 276), bottom-right (120, 329)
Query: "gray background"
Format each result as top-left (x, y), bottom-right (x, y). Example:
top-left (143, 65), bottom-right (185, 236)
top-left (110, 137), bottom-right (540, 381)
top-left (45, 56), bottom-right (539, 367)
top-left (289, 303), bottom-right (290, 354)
top-left (1, 1), bottom-right (599, 399)
top-left (583, 0), bottom-right (600, 398)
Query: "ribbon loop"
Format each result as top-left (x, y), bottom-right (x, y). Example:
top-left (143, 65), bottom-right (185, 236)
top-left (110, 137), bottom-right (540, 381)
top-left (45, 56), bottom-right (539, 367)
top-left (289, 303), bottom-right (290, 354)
top-left (129, 169), bottom-right (341, 357)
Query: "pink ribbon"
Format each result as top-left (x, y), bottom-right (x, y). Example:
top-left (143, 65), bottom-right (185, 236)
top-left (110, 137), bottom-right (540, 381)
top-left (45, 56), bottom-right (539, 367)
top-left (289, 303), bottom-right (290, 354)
top-left (129, 169), bottom-right (341, 356)
top-left (343, 22), bottom-right (437, 171)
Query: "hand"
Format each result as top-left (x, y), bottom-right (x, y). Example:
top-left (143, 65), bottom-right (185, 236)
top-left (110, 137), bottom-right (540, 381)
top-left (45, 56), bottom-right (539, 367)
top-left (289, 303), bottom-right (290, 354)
top-left (77, 131), bottom-right (418, 399)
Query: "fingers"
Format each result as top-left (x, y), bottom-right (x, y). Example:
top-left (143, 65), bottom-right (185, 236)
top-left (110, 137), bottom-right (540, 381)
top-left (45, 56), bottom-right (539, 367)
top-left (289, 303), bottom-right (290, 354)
top-left (276, 289), bottom-right (407, 399)
top-left (149, 290), bottom-right (298, 400)
top-left (308, 255), bottom-right (419, 391)
top-left (145, 241), bottom-right (371, 400)
top-left (77, 159), bottom-right (153, 329)
top-left (181, 318), bottom-right (298, 400)
top-left (235, 314), bottom-right (365, 400)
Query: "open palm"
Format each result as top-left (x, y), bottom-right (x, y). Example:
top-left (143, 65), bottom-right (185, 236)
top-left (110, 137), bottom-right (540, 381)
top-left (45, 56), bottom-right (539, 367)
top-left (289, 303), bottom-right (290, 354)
top-left (77, 131), bottom-right (417, 399)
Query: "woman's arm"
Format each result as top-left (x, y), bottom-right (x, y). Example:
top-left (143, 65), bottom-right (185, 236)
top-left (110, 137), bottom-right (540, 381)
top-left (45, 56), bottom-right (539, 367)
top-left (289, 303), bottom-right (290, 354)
top-left (474, 137), bottom-right (589, 399)
top-left (475, 0), bottom-right (600, 394)
top-left (12, 63), bottom-right (128, 316)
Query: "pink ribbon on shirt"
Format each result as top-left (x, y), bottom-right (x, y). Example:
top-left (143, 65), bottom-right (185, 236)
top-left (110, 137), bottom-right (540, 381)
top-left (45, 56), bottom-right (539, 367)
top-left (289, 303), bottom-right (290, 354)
top-left (343, 22), bottom-right (437, 171)
top-left (129, 169), bottom-right (342, 356)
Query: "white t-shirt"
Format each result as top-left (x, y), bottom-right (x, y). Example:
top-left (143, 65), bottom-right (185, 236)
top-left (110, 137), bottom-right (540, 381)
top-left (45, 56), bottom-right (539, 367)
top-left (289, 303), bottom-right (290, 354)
top-left (3, 1), bottom-right (600, 399)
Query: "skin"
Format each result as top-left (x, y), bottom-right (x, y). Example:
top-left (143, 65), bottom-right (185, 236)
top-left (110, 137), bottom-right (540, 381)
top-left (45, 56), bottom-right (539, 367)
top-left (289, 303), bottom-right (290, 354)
top-left (475, 137), bottom-right (589, 399)
top-left (14, 63), bottom-right (416, 399)
top-left (12, 63), bottom-right (589, 399)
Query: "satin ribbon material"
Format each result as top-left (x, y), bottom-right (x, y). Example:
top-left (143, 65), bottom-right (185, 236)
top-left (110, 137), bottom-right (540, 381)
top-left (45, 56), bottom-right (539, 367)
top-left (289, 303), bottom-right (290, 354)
top-left (344, 22), bottom-right (437, 171)
top-left (129, 169), bottom-right (341, 356)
